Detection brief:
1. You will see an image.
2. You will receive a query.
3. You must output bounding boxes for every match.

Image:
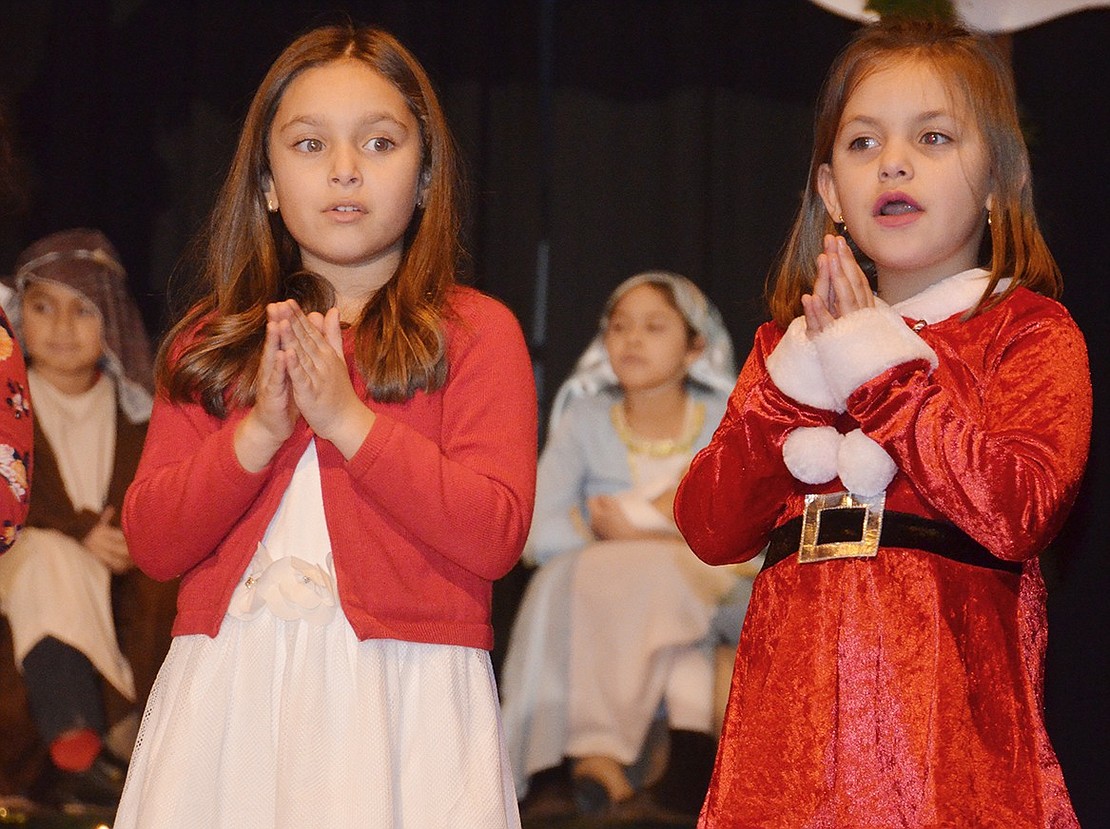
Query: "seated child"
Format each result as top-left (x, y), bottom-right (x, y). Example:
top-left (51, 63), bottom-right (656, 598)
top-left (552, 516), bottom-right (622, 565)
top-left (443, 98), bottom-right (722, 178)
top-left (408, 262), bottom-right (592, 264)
top-left (0, 228), bottom-right (177, 811)
top-left (500, 271), bottom-right (757, 820)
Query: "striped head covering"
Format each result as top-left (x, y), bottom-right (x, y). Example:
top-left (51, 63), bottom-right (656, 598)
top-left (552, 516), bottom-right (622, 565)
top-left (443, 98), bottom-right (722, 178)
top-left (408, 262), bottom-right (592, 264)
top-left (12, 228), bottom-right (153, 423)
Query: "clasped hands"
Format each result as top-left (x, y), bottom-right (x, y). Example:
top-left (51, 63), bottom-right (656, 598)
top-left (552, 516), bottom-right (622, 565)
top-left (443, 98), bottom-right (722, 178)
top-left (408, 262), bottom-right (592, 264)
top-left (587, 488), bottom-right (678, 541)
top-left (236, 300), bottom-right (375, 471)
top-left (801, 235), bottom-right (875, 337)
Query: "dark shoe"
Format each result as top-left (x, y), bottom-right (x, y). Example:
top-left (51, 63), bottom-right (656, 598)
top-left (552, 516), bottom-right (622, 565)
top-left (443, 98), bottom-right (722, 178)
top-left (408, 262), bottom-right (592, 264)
top-left (30, 750), bottom-right (127, 814)
top-left (520, 764), bottom-right (577, 821)
top-left (608, 788), bottom-right (698, 826)
top-left (570, 755), bottom-right (633, 815)
top-left (647, 729), bottom-right (717, 817)
top-left (571, 773), bottom-right (611, 815)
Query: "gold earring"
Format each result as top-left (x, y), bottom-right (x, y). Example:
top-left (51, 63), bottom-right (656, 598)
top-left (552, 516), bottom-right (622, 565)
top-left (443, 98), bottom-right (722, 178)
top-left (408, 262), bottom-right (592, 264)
top-left (267, 199), bottom-right (278, 213)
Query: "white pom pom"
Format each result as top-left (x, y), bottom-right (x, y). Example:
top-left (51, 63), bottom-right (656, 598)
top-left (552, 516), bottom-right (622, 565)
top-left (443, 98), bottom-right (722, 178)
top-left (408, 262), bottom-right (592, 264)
top-left (837, 429), bottom-right (897, 496)
top-left (782, 426), bottom-right (842, 484)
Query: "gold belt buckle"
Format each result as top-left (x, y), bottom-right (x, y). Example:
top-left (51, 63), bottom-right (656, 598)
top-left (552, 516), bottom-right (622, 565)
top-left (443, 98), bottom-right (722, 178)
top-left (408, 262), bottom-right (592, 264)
top-left (797, 491), bottom-right (885, 564)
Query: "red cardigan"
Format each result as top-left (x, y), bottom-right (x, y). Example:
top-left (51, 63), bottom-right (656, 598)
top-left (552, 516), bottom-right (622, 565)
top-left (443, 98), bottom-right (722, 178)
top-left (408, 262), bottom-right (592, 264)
top-left (123, 287), bottom-right (537, 650)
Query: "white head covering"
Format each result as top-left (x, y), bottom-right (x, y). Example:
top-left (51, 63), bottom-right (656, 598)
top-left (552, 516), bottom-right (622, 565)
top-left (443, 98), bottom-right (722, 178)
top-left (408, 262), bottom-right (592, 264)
top-left (547, 270), bottom-right (737, 431)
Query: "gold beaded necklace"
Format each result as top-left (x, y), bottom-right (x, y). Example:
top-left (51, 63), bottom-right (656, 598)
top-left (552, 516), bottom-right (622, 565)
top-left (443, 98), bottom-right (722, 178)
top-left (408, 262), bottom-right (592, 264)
top-left (610, 399), bottom-right (706, 458)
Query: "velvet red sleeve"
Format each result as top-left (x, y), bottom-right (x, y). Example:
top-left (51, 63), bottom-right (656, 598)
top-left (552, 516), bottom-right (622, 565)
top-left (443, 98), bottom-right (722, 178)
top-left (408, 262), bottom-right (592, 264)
top-left (0, 310), bottom-right (31, 553)
top-left (342, 295), bottom-right (538, 581)
top-left (849, 295), bottom-right (1091, 562)
top-left (674, 322), bottom-right (836, 566)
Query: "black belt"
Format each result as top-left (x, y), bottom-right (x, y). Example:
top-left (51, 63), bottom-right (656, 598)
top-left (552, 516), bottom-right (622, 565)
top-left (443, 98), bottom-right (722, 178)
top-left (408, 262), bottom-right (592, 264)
top-left (762, 509), bottom-right (1021, 574)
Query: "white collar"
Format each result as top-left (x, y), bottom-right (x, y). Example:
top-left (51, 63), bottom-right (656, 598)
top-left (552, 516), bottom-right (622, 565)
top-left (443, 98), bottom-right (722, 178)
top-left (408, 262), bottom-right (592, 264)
top-left (891, 268), bottom-right (1010, 325)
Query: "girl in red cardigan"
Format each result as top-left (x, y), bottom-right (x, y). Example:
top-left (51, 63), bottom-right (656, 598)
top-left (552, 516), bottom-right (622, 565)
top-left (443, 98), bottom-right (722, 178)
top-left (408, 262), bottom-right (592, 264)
top-left (675, 18), bottom-right (1090, 828)
top-left (115, 25), bottom-right (536, 829)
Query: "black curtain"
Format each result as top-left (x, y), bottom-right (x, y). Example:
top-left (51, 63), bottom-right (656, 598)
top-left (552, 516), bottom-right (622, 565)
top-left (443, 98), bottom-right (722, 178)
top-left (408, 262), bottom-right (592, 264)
top-left (1, 2), bottom-right (1106, 823)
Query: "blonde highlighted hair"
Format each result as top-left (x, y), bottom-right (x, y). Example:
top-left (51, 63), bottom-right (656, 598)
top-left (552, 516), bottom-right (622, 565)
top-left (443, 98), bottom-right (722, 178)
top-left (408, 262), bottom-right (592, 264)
top-left (767, 17), bottom-right (1060, 328)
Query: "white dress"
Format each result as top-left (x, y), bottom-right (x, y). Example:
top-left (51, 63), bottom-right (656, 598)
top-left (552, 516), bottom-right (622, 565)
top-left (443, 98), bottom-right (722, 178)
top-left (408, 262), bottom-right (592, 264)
top-left (114, 441), bottom-right (520, 828)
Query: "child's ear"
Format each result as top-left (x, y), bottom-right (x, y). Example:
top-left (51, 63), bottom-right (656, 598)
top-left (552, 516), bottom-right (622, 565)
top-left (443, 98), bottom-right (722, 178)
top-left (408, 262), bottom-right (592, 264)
top-left (816, 163), bottom-right (841, 224)
top-left (261, 173), bottom-right (279, 213)
top-left (685, 334), bottom-right (707, 368)
top-left (415, 167), bottom-right (432, 209)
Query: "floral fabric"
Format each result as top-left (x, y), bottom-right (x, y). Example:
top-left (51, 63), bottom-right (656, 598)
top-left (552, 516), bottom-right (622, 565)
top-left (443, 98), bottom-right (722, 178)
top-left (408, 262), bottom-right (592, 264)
top-left (0, 309), bottom-right (31, 553)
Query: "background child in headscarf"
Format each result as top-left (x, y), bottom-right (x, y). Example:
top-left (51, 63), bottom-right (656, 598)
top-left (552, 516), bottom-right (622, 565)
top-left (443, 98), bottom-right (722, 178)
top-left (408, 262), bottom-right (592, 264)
top-left (0, 228), bottom-right (177, 812)
top-left (500, 271), bottom-right (756, 821)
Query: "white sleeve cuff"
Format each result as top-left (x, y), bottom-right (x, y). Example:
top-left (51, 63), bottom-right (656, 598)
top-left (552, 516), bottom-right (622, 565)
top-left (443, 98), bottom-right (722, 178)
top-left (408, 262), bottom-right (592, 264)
top-left (813, 302), bottom-right (938, 403)
top-left (765, 316), bottom-right (844, 412)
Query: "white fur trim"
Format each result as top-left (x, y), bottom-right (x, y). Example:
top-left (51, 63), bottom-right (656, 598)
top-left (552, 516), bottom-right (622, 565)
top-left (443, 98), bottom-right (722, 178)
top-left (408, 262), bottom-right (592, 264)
top-left (837, 429), bottom-right (897, 496)
top-left (782, 426), bottom-right (842, 485)
top-left (892, 268), bottom-right (1009, 325)
top-left (813, 302), bottom-right (938, 403)
top-left (766, 317), bottom-right (843, 412)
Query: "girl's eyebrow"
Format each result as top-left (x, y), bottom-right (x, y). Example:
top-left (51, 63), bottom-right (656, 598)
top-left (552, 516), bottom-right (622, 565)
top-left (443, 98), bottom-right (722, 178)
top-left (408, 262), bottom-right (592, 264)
top-left (276, 112), bottom-right (411, 135)
top-left (841, 109), bottom-right (955, 129)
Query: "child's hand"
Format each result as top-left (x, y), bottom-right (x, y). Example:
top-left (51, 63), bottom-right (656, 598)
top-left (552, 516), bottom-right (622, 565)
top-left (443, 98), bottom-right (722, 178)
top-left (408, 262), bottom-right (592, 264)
top-left (650, 487), bottom-right (678, 521)
top-left (82, 506), bottom-right (132, 573)
top-left (588, 494), bottom-right (640, 540)
top-left (235, 308), bottom-right (299, 472)
top-left (802, 235), bottom-right (874, 336)
top-left (272, 300), bottom-right (376, 459)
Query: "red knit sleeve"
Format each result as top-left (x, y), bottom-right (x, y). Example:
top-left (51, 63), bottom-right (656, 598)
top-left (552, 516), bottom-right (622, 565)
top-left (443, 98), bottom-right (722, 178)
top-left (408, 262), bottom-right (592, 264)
top-left (0, 309), bottom-right (32, 553)
top-left (344, 290), bottom-right (538, 581)
top-left (121, 335), bottom-right (272, 580)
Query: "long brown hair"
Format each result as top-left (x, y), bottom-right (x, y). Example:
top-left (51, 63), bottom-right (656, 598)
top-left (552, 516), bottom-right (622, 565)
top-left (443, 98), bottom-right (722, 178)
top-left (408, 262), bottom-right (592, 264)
top-left (159, 24), bottom-right (464, 416)
top-left (767, 18), bottom-right (1060, 328)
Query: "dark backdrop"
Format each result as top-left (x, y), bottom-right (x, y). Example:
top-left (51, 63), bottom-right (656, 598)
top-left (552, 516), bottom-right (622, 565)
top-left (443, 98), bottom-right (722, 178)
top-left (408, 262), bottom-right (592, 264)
top-left (1, 2), bottom-right (1106, 823)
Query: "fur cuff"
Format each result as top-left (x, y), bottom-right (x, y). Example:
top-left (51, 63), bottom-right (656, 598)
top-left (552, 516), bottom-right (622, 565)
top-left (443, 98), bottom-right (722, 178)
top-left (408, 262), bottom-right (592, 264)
top-left (813, 302), bottom-right (938, 403)
top-left (766, 317), bottom-right (844, 412)
top-left (782, 426), bottom-right (842, 484)
top-left (837, 429), bottom-right (897, 496)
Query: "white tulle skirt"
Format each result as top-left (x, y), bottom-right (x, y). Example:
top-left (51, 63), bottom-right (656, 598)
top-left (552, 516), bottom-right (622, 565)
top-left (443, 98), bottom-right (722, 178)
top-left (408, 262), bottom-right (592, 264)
top-left (113, 612), bottom-right (521, 829)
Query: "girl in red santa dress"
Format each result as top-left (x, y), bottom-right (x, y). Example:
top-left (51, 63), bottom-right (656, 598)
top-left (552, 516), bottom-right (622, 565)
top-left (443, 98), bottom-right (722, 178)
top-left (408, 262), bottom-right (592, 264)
top-left (674, 17), bottom-right (1091, 829)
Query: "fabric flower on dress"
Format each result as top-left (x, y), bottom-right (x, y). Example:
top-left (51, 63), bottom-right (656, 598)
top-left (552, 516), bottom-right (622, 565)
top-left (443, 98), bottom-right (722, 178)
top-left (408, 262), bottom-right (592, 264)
top-left (229, 543), bottom-right (338, 625)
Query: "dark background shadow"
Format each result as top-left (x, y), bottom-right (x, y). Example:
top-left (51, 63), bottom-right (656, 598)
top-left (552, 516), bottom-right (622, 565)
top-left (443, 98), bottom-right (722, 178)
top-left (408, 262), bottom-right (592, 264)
top-left (1, 1), bottom-right (1105, 824)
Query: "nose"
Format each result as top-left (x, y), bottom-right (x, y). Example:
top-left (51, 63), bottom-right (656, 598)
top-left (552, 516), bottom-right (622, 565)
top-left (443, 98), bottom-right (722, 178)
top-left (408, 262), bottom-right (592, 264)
top-left (878, 141), bottom-right (911, 181)
top-left (623, 326), bottom-right (644, 346)
top-left (330, 146), bottom-right (362, 186)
